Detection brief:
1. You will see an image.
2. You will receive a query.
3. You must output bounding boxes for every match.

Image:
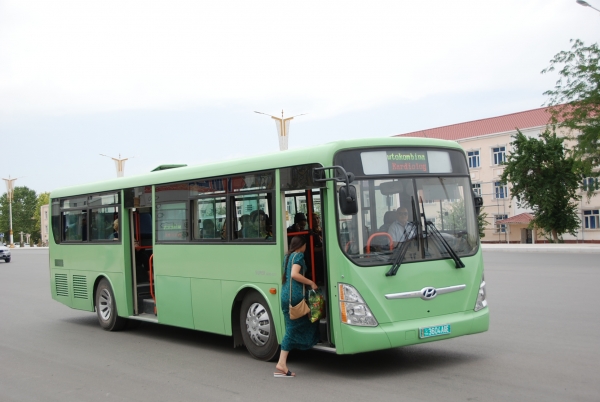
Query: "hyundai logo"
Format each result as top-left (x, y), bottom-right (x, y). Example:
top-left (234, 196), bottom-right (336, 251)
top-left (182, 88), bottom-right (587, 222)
top-left (420, 287), bottom-right (438, 300)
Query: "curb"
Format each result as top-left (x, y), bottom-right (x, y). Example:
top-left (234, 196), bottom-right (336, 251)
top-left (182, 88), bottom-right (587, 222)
top-left (481, 244), bottom-right (600, 254)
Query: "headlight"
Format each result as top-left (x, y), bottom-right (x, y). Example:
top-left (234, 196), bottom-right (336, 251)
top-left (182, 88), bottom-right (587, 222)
top-left (338, 283), bottom-right (378, 327)
top-left (474, 272), bottom-right (487, 312)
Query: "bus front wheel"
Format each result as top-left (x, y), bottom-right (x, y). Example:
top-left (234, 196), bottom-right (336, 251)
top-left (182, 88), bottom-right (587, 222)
top-left (95, 278), bottom-right (127, 331)
top-left (240, 292), bottom-right (279, 361)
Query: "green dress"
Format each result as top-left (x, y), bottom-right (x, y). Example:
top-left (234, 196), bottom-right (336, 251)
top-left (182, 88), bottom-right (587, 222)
top-left (280, 252), bottom-right (320, 351)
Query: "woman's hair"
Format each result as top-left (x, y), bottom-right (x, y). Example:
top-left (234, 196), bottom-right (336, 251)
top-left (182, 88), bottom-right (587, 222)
top-left (288, 236), bottom-right (306, 254)
top-left (282, 236), bottom-right (306, 284)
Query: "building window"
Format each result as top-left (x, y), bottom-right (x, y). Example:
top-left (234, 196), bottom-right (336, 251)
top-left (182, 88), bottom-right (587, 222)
top-left (492, 146), bottom-right (506, 165)
top-left (494, 182), bottom-right (508, 199)
top-left (584, 210), bottom-right (599, 229)
top-left (468, 150), bottom-right (480, 168)
top-left (582, 177), bottom-right (599, 192)
top-left (472, 183), bottom-right (482, 196)
top-left (494, 214), bottom-right (508, 233)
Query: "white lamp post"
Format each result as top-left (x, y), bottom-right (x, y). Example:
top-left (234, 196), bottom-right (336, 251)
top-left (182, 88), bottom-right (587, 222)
top-left (576, 0), bottom-right (600, 12)
top-left (255, 110), bottom-right (307, 151)
top-left (100, 154), bottom-right (133, 177)
top-left (2, 176), bottom-right (17, 248)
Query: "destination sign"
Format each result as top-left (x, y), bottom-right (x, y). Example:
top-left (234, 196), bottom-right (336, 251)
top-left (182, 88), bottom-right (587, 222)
top-left (360, 149), bottom-right (454, 175)
top-left (386, 151), bottom-right (428, 173)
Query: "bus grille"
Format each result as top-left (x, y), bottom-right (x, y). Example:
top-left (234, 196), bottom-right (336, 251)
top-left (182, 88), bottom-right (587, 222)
top-left (72, 275), bottom-right (88, 299)
top-left (55, 274), bottom-right (68, 297)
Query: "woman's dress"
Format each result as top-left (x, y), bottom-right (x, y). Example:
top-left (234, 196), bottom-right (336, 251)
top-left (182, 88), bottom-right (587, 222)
top-left (280, 252), bottom-right (320, 351)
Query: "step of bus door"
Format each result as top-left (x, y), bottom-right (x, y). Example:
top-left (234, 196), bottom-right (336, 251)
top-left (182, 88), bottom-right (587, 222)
top-left (319, 319), bottom-right (328, 343)
top-left (142, 298), bottom-right (156, 315)
top-left (137, 283), bottom-right (150, 293)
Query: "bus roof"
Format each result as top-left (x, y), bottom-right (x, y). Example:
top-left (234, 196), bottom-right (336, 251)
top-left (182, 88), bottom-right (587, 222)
top-left (51, 137), bottom-right (463, 198)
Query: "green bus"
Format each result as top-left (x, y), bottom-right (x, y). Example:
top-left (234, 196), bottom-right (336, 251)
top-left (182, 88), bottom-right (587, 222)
top-left (49, 137), bottom-right (489, 361)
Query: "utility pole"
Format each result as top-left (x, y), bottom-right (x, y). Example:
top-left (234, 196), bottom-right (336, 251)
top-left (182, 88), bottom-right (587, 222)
top-left (2, 176), bottom-right (18, 248)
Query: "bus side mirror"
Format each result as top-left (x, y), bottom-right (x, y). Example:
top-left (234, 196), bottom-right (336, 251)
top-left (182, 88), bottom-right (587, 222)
top-left (339, 185), bottom-right (358, 215)
top-left (474, 195), bottom-right (483, 215)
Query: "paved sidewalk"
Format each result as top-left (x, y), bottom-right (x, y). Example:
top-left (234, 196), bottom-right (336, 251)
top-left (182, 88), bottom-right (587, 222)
top-left (482, 243), bottom-right (600, 253)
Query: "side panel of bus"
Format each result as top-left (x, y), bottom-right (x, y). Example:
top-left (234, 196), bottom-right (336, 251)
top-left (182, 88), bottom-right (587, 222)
top-left (152, 244), bottom-right (283, 335)
top-left (49, 193), bottom-right (134, 318)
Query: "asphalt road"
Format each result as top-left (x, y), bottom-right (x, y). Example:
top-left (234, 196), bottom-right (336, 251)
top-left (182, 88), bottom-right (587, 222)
top-left (0, 248), bottom-right (598, 402)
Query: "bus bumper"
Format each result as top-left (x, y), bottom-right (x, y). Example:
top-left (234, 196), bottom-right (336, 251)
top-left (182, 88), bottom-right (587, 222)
top-left (338, 308), bottom-right (489, 355)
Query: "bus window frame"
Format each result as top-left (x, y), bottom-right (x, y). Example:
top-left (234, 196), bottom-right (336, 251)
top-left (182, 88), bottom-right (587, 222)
top-left (54, 191), bottom-right (121, 245)
top-left (155, 169), bottom-right (277, 245)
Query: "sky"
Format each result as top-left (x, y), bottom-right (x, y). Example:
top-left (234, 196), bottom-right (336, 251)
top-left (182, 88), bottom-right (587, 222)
top-left (1, 0), bottom-right (599, 194)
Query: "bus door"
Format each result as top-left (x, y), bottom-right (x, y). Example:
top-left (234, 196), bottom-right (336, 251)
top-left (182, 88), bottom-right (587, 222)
top-left (124, 187), bottom-right (154, 317)
top-left (281, 164), bottom-right (331, 346)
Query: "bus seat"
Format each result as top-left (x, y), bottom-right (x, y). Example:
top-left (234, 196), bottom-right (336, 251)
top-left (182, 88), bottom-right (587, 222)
top-left (378, 211), bottom-right (397, 233)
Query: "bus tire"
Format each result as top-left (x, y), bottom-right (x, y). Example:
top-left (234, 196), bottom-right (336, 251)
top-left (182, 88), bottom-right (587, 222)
top-left (240, 292), bottom-right (279, 361)
top-left (95, 278), bottom-right (127, 331)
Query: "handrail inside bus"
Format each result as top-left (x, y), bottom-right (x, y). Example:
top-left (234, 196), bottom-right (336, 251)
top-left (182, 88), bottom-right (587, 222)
top-left (135, 211), bottom-right (140, 243)
top-left (307, 189), bottom-right (315, 281)
top-left (149, 254), bottom-right (156, 314)
top-left (366, 233), bottom-right (393, 254)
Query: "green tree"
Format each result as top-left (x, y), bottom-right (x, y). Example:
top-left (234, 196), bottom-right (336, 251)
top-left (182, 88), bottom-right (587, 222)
top-left (33, 192), bottom-right (50, 243)
top-left (542, 39), bottom-right (600, 196)
top-left (478, 207), bottom-right (489, 239)
top-left (500, 129), bottom-right (581, 242)
top-left (439, 199), bottom-right (466, 232)
top-left (0, 186), bottom-right (39, 244)
top-left (439, 199), bottom-right (488, 239)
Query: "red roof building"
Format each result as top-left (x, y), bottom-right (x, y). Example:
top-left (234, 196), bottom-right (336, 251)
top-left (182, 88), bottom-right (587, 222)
top-left (393, 105), bottom-right (598, 243)
top-left (396, 106), bottom-right (554, 141)
top-left (496, 213), bottom-right (534, 225)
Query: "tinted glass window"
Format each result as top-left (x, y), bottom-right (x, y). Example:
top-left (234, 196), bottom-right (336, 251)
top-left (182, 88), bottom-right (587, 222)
top-left (194, 197), bottom-right (227, 240)
top-left (156, 202), bottom-right (188, 242)
top-left (90, 207), bottom-right (119, 241)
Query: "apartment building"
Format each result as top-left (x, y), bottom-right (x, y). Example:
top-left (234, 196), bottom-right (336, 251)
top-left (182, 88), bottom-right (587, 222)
top-left (397, 106), bottom-right (599, 243)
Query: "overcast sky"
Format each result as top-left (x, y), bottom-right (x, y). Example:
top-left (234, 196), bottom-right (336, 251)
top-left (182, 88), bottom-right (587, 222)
top-left (1, 0), bottom-right (598, 194)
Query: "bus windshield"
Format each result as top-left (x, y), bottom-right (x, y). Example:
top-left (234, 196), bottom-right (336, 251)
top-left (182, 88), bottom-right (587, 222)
top-left (337, 165), bottom-right (479, 267)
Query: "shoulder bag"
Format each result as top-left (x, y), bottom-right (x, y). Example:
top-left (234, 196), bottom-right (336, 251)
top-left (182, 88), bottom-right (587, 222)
top-left (287, 253), bottom-right (310, 320)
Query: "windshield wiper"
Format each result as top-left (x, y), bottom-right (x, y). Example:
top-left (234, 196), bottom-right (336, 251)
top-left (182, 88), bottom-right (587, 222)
top-left (425, 221), bottom-right (465, 268)
top-left (385, 222), bottom-right (418, 276)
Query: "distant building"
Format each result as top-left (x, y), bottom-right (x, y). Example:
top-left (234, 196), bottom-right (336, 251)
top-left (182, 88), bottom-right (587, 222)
top-left (397, 106), bottom-right (599, 243)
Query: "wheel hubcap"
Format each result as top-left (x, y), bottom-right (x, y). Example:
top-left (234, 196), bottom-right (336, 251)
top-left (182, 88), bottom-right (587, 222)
top-left (245, 302), bottom-right (271, 347)
top-left (98, 288), bottom-right (112, 321)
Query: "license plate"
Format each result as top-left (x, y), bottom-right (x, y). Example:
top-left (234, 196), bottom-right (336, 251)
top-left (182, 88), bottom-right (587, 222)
top-left (419, 324), bottom-right (451, 339)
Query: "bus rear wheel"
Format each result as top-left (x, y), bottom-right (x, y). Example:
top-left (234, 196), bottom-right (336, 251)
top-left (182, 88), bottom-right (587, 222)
top-left (95, 278), bottom-right (127, 331)
top-left (240, 292), bottom-right (279, 361)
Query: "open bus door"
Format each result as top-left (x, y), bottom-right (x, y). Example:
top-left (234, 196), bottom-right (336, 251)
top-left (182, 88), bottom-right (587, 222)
top-left (124, 187), bottom-right (155, 318)
top-left (283, 186), bottom-right (332, 347)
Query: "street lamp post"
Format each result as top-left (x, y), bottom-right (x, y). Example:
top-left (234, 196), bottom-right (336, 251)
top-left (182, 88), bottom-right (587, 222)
top-left (255, 110), bottom-right (307, 151)
top-left (2, 176), bottom-right (17, 248)
top-left (100, 154), bottom-right (133, 177)
top-left (576, 0), bottom-right (600, 12)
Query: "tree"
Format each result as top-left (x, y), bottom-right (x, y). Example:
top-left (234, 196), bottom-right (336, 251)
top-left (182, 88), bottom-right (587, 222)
top-left (478, 207), bottom-right (489, 239)
top-left (500, 129), bottom-right (581, 242)
top-left (0, 186), bottom-right (38, 244)
top-left (542, 39), bottom-right (600, 196)
top-left (33, 192), bottom-right (50, 243)
top-left (439, 199), bottom-right (488, 239)
top-left (439, 199), bottom-right (467, 232)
